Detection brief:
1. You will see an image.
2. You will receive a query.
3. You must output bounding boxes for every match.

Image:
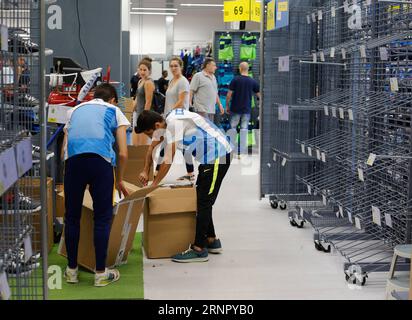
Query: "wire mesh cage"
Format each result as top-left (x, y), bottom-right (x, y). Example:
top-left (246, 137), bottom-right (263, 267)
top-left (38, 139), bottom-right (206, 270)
top-left (0, 0), bottom-right (46, 300)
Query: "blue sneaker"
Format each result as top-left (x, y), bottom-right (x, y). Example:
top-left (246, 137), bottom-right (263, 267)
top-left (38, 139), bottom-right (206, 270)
top-left (207, 239), bottom-right (223, 254)
top-left (172, 246), bottom-right (209, 263)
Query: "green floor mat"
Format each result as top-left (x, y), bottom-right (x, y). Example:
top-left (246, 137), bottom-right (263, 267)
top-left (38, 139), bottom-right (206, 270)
top-left (48, 233), bottom-right (144, 300)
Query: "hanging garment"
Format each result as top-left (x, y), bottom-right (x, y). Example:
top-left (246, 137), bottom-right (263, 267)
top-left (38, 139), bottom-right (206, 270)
top-left (217, 63), bottom-right (234, 87)
top-left (240, 33), bottom-right (257, 61)
top-left (218, 34), bottom-right (234, 61)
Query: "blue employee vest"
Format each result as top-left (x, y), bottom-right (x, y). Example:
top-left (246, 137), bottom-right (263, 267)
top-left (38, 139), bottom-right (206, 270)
top-left (67, 100), bottom-right (119, 166)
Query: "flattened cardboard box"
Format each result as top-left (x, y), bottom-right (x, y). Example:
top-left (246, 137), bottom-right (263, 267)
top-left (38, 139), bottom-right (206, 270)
top-left (143, 186), bottom-right (197, 259)
top-left (58, 183), bottom-right (157, 272)
top-left (0, 178), bottom-right (54, 253)
top-left (124, 145), bottom-right (153, 186)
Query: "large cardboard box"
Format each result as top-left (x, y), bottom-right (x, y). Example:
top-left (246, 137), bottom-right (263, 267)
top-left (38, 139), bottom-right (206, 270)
top-left (122, 98), bottom-right (134, 123)
top-left (58, 183), bottom-right (157, 272)
top-left (20, 177), bottom-right (54, 253)
top-left (143, 186), bottom-right (197, 259)
top-left (124, 145), bottom-right (153, 186)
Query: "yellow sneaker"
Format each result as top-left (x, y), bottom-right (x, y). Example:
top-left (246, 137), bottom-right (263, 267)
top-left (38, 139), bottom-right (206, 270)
top-left (94, 268), bottom-right (120, 287)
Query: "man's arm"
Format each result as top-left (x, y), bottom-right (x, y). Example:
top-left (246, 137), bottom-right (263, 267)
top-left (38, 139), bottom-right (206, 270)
top-left (139, 138), bottom-right (163, 185)
top-left (226, 90), bottom-right (233, 114)
top-left (115, 125), bottom-right (129, 197)
top-left (152, 142), bottom-right (176, 187)
top-left (189, 90), bottom-right (194, 108)
top-left (216, 94), bottom-right (224, 115)
top-left (61, 128), bottom-right (68, 161)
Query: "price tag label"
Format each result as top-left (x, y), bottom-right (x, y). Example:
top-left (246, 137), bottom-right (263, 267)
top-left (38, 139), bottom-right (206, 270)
top-left (0, 272), bottom-right (11, 301)
top-left (330, 47), bottom-right (335, 58)
top-left (331, 6), bottom-right (336, 17)
top-left (307, 147), bottom-right (313, 157)
top-left (300, 207), bottom-right (304, 216)
top-left (339, 206), bottom-right (344, 217)
top-left (344, 0), bottom-right (349, 12)
top-left (385, 213), bottom-right (393, 228)
top-left (360, 45), bottom-right (367, 58)
top-left (312, 12), bottom-right (316, 22)
top-left (278, 1), bottom-right (288, 12)
top-left (24, 234), bottom-right (33, 263)
top-left (267, 0), bottom-right (275, 30)
top-left (0, 148), bottom-right (18, 197)
top-left (321, 152), bottom-right (326, 163)
top-left (324, 106), bottom-right (329, 116)
top-left (307, 185), bottom-right (312, 194)
top-left (316, 149), bottom-right (321, 160)
top-left (301, 144), bottom-right (306, 154)
top-left (339, 108), bottom-right (345, 119)
top-left (372, 206), bottom-right (382, 226)
top-left (347, 211), bottom-right (353, 224)
top-left (355, 217), bottom-right (362, 230)
top-left (313, 53), bottom-right (317, 63)
top-left (251, 0), bottom-right (261, 22)
top-left (358, 168), bottom-right (365, 182)
top-left (332, 107), bottom-right (337, 118)
top-left (379, 47), bottom-right (388, 61)
top-left (16, 138), bottom-right (33, 177)
top-left (322, 195), bottom-right (327, 205)
top-left (320, 51), bottom-right (325, 62)
top-left (348, 109), bottom-right (354, 121)
top-left (273, 153), bottom-right (277, 162)
top-left (318, 10), bottom-right (323, 20)
top-left (341, 48), bottom-right (347, 60)
top-left (281, 158), bottom-right (287, 167)
top-left (367, 153), bottom-right (377, 166)
top-left (224, 0), bottom-right (250, 23)
top-left (307, 15), bottom-right (311, 24)
top-left (390, 78), bottom-right (399, 92)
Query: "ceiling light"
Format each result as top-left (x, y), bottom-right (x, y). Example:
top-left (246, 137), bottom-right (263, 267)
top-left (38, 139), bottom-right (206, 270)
top-left (131, 7), bottom-right (178, 11)
top-left (130, 12), bottom-right (178, 15)
top-left (180, 3), bottom-right (224, 7)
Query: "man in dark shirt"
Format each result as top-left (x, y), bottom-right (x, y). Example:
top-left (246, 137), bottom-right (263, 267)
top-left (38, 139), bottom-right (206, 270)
top-left (226, 62), bottom-right (260, 157)
top-left (157, 70), bottom-right (169, 96)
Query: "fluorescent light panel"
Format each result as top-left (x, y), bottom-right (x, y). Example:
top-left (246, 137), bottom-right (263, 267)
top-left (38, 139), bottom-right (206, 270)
top-left (130, 12), bottom-right (177, 15)
top-left (131, 7), bottom-right (178, 11)
top-left (180, 3), bottom-right (224, 7)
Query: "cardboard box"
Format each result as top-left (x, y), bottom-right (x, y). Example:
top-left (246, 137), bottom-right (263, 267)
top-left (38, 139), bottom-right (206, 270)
top-left (58, 183), bottom-right (157, 272)
top-left (55, 183), bottom-right (65, 219)
top-left (124, 145), bottom-right (153, 186)
top-left (122, 98), bottom-right (134, 123)
top-left (143, 186), bottom-right (197, 259)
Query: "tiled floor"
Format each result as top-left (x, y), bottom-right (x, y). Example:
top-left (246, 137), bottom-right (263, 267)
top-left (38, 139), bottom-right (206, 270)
top-left (141, 153), bottom-right (387, 300)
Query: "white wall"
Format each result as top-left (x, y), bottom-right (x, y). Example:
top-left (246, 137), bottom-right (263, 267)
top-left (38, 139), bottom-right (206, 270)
top-left (129, 9), bottom-right (260, 56)
top-left (130, 15), bottom-right (166, 55)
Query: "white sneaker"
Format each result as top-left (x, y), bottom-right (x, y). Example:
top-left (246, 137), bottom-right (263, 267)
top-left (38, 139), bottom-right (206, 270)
top-left (64, 267), bottom-right (79, 284)
top-left (94, 268), bottom-right (120, 287)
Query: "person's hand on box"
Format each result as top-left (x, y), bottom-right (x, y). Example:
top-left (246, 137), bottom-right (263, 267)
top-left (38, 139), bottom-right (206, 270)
top-left (116, 180), bottom-right (130, 197)
top-left (138, 171), bottom-right (149, 186)
top-left (219, 104), bottom-right (225, 115)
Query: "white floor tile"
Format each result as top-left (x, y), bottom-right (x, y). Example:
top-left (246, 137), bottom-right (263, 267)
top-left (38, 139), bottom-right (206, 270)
top-left (143, 155), bottom-right (388, 300)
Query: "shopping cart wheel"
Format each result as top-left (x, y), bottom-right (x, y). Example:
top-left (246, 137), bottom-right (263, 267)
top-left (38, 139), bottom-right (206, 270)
top-left (279, 202), bottom-right (287, 210)
top-left (345, 272), bottom-right (368, 286)
top-left (322, 244), bottom-right (331, 253)
top-left (270, 200), bottom-right (278, 209)
top-left (296, 221), bottom-right (304, 228)
top-left (314, 241), bottom-right (323, 251)
top-left (290, 220), bottom-right (298, 227)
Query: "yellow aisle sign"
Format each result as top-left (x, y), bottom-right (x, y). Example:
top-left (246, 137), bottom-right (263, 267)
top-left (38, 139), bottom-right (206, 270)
top-left (251, 1), bottom-right (261, 23)
top-left (224, 0), bottom-right (251, 22)
top-left (267, 0), bottom-right (275, 30)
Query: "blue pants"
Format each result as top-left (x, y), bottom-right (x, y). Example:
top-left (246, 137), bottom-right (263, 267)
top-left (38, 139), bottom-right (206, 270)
top-left (64, 153), bottom-right (114, 272)
top-left (230, 112), bottom-right (251, 155)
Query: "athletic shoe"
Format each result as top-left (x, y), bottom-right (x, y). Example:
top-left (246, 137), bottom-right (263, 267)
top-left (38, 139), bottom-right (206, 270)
top-left (0, 192), bottom-right (41, 214)
top-left (6, 261), bottom-right (40, 278)
top-left (172, 246), bottom-right (209, 263)
top-left (94, 268), bottom-right (120, 287)
top-left (64, 267), bottom-right (79, 284)
top-left (207, 239), bottom-right (223, 254)
top-left (177, 174), bottom-right (196, 182)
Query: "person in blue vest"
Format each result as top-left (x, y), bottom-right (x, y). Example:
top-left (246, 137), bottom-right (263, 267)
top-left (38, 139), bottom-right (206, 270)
top-left (135, 109), bottom-right (233, 263)
top-left (62, 83), bottom-right (130, 286)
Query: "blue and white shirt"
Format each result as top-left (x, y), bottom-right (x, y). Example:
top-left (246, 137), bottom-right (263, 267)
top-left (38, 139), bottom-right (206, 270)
top-left (156, 108), bottom-right (233, 164)
top-left (64, 98), bottom-right (130, 166)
